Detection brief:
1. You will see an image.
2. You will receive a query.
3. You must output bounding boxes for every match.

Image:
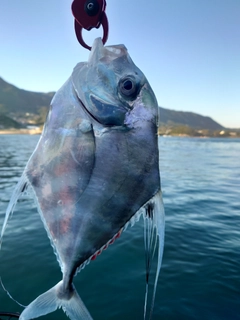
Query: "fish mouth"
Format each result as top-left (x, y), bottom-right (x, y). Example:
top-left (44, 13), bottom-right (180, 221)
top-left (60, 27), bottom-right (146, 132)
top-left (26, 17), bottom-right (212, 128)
top-left (90, 95), bottom-right (129, 126)
top-left (76, 95), bottom-right (103, 126)
top-left (76, 93), bottom-right (129, 127)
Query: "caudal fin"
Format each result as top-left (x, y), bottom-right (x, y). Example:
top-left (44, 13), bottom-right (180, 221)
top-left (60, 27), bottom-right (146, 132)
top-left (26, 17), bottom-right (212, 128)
top-left (19, 281), bottom-right (93, 320)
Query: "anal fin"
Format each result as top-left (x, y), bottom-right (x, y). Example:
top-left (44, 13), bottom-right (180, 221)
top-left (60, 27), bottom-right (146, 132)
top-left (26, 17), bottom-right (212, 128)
top-left (143, 191), bottom-right (165, 320)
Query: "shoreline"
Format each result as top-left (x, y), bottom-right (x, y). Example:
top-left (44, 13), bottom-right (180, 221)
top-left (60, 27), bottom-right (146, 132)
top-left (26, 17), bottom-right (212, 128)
top-left (0, 130), bottom-right (239, 139)
top-left (0, 128), bottom-right (41, 135)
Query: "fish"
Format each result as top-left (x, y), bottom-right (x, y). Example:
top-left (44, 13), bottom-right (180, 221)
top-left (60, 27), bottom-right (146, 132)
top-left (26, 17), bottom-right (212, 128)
top-left (0, 38), bottom-right (165, 320)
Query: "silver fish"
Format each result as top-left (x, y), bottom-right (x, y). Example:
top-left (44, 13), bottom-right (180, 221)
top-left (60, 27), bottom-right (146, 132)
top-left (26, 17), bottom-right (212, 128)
top-left (0, 38), bottom-right (165, 320)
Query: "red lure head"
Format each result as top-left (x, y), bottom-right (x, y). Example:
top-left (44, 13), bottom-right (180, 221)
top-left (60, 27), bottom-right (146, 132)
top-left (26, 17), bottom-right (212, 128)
top-left (72, 0), bottom-right (109, 50)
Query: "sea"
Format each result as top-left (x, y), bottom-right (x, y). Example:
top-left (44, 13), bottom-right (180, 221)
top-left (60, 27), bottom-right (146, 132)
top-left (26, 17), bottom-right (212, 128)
top-left (0, 135), bottom-right (239, 320)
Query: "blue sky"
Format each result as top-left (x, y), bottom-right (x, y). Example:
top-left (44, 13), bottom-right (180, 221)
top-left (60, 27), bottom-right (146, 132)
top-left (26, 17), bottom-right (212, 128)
top-left (0, 0), bottom-right (239, 128)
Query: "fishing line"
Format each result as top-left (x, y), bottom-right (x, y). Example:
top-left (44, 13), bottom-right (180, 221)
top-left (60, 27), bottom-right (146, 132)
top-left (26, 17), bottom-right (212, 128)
top-left (0, 277), bottom-right (26, 308)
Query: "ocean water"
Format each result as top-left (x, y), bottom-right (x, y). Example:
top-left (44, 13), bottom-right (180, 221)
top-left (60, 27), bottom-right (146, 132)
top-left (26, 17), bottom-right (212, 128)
top-left (0, 135), bottom-right (239, 320)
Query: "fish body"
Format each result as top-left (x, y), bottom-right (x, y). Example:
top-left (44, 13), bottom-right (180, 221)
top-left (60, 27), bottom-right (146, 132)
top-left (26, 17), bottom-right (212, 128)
top-left (1, 38), bottom-right (165, 320)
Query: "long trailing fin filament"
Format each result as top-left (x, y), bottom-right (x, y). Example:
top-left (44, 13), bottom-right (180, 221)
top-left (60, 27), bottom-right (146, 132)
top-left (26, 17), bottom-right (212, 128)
top-left (0, 277), bottom-right (26, 308)
top-left (143, 191), bottom-right (165, 320)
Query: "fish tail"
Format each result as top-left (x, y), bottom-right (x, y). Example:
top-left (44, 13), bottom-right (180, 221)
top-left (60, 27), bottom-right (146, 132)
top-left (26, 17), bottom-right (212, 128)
top-left (19, 280), bottom-right (93, 320)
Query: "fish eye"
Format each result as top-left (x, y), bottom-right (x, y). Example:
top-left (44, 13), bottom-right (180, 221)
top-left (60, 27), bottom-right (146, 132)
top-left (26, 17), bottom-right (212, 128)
top-left (119, 76), bottom-right (139, 99)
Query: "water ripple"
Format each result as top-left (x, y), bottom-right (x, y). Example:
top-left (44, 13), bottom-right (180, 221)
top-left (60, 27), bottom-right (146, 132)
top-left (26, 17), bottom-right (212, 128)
top-left (0, 136), bottom-right (240, 319)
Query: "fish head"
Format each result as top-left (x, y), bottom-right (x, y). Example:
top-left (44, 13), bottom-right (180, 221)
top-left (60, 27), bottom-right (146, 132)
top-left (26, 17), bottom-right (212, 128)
top-left (72, 38), bottom-right (158, 127)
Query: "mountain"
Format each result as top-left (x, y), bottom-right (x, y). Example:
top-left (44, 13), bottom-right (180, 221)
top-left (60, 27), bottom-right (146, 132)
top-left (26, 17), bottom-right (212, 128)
top-left (0, 77), bottom-right (54, 116)
top-left (0, 77), bottom-right (224, 131)
top-left (0, 113), bottom-right (23, 129)
top-left (159, 107), bottom-right (223, 130)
